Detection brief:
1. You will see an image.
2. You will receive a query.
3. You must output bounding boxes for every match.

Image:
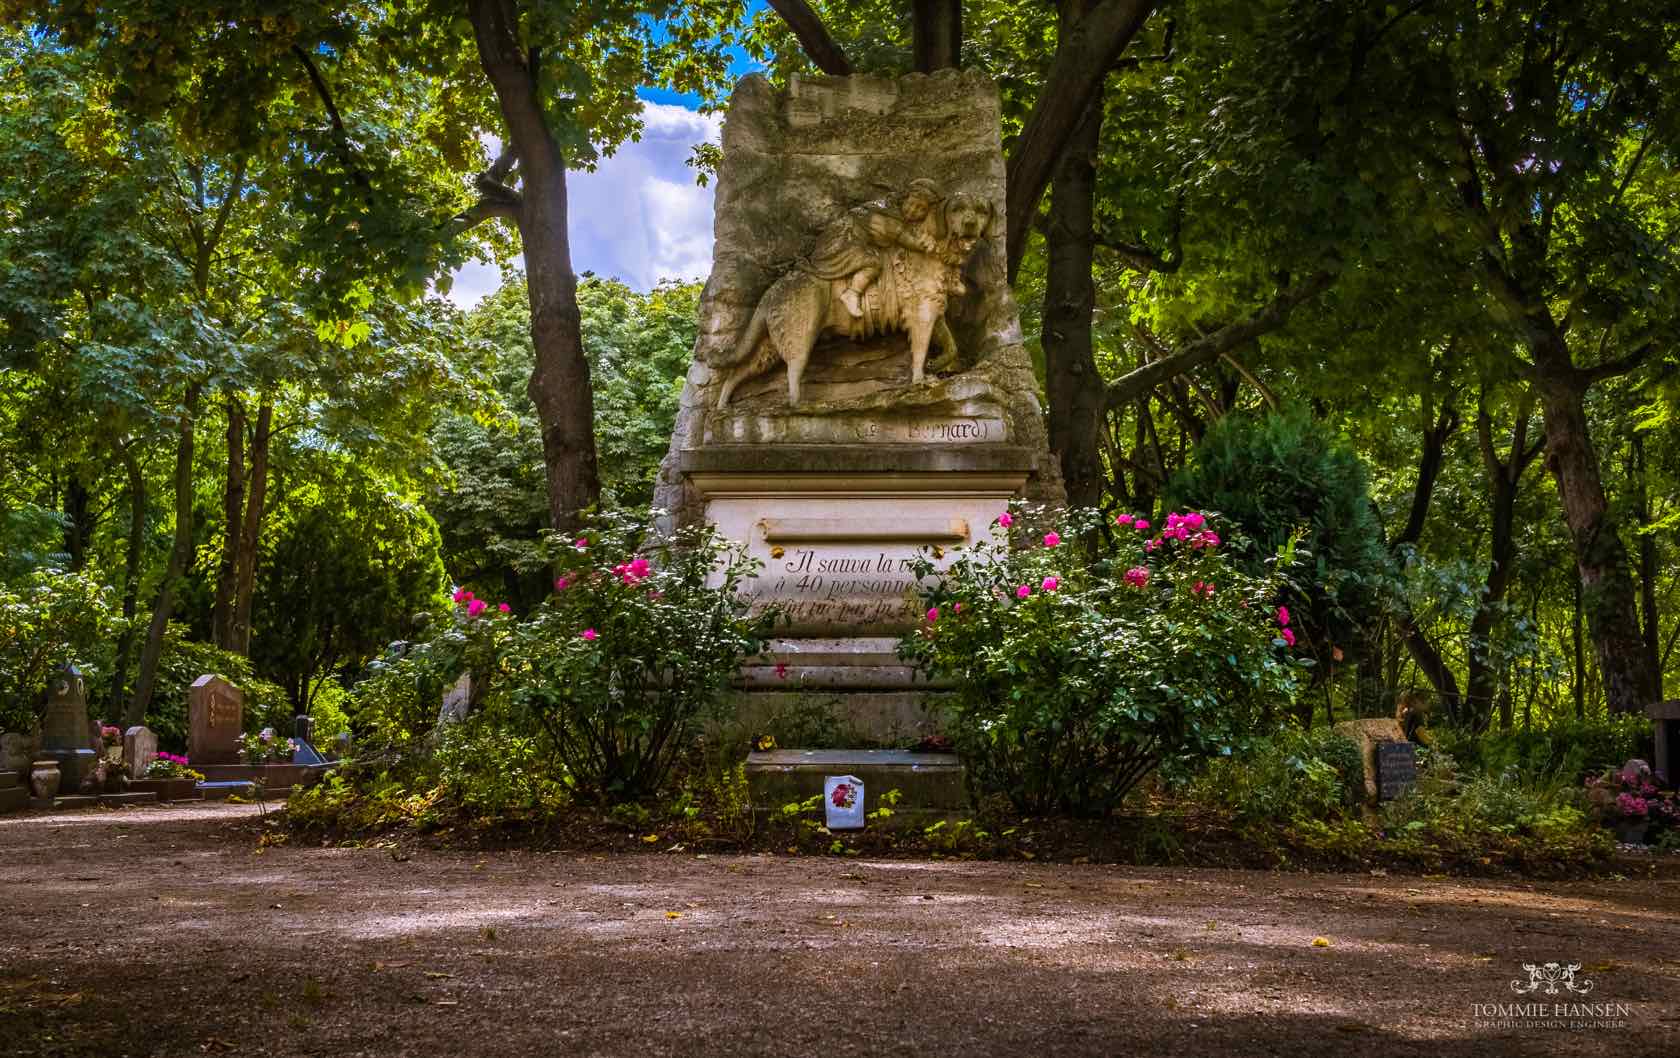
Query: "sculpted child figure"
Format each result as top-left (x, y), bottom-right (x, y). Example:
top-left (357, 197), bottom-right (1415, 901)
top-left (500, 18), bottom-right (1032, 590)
top-left (803, 178), bottom-right (943, 318)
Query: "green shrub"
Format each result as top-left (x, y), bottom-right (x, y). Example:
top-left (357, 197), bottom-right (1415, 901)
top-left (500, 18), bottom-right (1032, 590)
top-left (345, 509), bottom-right (772, 804)
top-left (503, 512), bottom-right (773, 802)
top-left (1184, 726), bottom-right (1363, 825)
top-left (1167, 407), bottom-right (1392, 662)
top-left (1380, 752), bottom-right (1593, 840)
top-left (0, 568), bottom-right (123, 733)
top-left (1432, 715), bottom-right (1650, 786)
top-left (902, 507), bottom-right (1307, 817)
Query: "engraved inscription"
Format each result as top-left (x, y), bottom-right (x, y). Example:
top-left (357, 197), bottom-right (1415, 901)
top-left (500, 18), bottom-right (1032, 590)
top-left (747, 546), bottom-right (933, 627)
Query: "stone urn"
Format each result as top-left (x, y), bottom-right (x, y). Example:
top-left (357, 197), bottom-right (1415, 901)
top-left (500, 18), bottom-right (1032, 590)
top-left (1, 730), bottom-right (40, 775)
top-left (29, 759), bottom-right (61, 800)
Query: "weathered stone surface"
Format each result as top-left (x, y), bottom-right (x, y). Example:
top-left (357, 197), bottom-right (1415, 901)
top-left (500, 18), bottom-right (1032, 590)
top-left (655, 71), bottom-right (1064, 528)
top-left (188, 675), bottom-right (243, 766)
top-left (123, 726), bottom-right (158, 780)
top-left (39, 666), bottom-right (97, 792)
top-left (1334, 718), bottom-right (1408, 804)
top-left (745, 749), bottom-right (966, 811)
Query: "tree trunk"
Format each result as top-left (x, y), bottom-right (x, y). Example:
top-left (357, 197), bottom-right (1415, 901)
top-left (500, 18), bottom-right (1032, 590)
top-left (1632, 432), bottom-right (1662, 698)
top-left (1389, 391), bottom-right (1464, 719)
top-left (231, 403), bottom-right (272, 656)
top-left (128, 384), bottom-right (201, 726)
top-left (912, 0), bottom-right (962, 71)
top-left (1465, 397), bottom-right (1538, 732)
top-left (469, 0), bottom-right (602, 534)
top-left (1042, 66), bottom-right (1106, 508)
top-left (1532, 345), bottom-right (1659, 712)
top-left (1005, 0), bottom-right (1158, 279)
top-left (62, 472), bottom-right (91, 571)
top-left (109, 442), bottom-right (146, 716)
top-left (211, 395), bottom-right (246, 651)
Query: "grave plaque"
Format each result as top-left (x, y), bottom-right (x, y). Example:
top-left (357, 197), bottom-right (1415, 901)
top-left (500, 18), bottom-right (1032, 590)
top-left (123, 725), bottom-right (158, 780)
top-left (188, 675), bottom-right (244, 766)
top-left (1375, 740), bottom-right (1418, 802)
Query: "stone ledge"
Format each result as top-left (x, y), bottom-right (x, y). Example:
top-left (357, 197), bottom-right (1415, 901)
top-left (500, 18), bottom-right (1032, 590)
top-left (746, 749), bottom-right (966, 811)
top-left (678, 444), bottom-right (1037, 476)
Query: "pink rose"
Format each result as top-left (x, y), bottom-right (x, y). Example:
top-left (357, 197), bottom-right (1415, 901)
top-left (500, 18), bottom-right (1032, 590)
top-left (1016, 585), bottom-right (1032, 599)
top-left (555, 576), bottom-right (571, 592)
top-left (466, 598), bottom-right (487, 617)
top-left (998, 511), bottom-right (1014, 528)
top-left (498, 603), bottom-right (510, 613)
top-left (1115, 513), bottom-right (1134, 526)
top-left (1134, 519), bottom-right (1151, 531)
top-left (1277, 606), bottom-right (1291, 627)
top-left (1280, 627), bottom-right (1296, 647)
top-left (926, 607), bottom-right (939, 623)
top-left (581, 628), bottom-right (598, 641)
top-left (1043, 531), bottom-right (1061, 548)
top-left (1041, 576), bottom-right (1059, 593)
top-left (1124, 566), bottom-right (1150, 588)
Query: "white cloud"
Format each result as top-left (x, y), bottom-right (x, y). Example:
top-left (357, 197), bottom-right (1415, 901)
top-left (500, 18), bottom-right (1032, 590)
top-left (446, 102), bottom-right (721, 308)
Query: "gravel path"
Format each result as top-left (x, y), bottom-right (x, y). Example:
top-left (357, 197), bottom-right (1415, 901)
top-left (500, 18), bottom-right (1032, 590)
top-left (1, 802), bottom-right (1677, 1057)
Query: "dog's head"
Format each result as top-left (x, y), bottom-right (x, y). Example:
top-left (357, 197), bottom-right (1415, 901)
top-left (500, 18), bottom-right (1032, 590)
top-left (942, 191), bottom-right (997, 244)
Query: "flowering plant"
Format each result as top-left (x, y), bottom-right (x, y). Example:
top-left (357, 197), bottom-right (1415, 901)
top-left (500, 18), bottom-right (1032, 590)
top-left (145, 752), bottom-right (204, 782)
top-left (902, 506), bottom-right (1307, 816)
top-left (1586, 760), bottom-right (1677, 831)
top-left (99, 724), bottom-right (122, 748)
top-left (830, 782), bottom-right (857, 810)
top-left (239, 729), bottom-right (297, 765)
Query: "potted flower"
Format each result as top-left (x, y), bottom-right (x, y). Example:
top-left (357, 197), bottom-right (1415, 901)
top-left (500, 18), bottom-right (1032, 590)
top-left (239, 729), bottom-right (297, 766)
top-left (129, 751), bottom-right (205, 802)
top-left (1587, 760), bottom-right (1664, 844)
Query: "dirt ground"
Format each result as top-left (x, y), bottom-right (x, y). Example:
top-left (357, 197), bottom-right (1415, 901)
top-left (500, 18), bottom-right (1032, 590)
top-left (1, 803), bottom-right (1677, 1058)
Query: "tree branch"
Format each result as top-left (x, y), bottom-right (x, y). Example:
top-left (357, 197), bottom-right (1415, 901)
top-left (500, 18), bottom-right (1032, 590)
top-left (1579, 341), bottom-right (1654, 386)
top-left (291, 44), bottom-right (372, 195)
top-left (1006, 0), bottom-right (1158, 280)
top-left (1104, 271), bottom-right (1334, 409)
top-left (766, 0), bottom-right (854, 75)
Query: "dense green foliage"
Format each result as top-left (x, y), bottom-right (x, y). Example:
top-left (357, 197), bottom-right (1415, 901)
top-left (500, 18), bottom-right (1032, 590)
top-left (0, 569), bottom-right (120, 731)
top-left (348, 511), bottom-right (772, 802)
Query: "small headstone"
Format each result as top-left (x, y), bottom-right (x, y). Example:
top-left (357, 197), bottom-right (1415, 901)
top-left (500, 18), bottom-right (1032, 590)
top-left (38, 665), bottom-right (97, 791)
top-left (1333, 718), bottom-right (1407, 805)
top-left (332, 731), bottom-right (351, 759)
top-left (439, 672), bottom-right (472, 726)
top-left (188, 675), bottom-right (244, 766)
top-left (1375, 740), bottom-right (1418, 801)
top-left (294, 715), bottom-right (314, 743)
top-left (123, 726), bottom-right (158, 780)
top-left (824, 774), bottom-right (865, 830)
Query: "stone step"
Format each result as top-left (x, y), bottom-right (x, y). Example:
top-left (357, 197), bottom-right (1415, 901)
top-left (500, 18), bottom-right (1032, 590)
top-left (0, 783), bottom-right (26, 813)
top-left (732, 690), bottom-right (951, 745)
top-left (746, 749), bottom-right (966, 812)
top-left (24, 791), bottom-right (160, 811)
top-left (197, 780), bottom-right (258, 801)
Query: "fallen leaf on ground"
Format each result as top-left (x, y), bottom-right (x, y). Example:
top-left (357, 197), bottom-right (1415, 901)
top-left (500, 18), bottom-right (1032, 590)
top-left (1312, 936), bottom-right (1331, 948)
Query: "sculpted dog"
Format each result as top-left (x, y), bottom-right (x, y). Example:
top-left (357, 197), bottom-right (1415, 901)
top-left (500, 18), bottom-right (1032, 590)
top-left (712, 190), bottom-right (995, 408)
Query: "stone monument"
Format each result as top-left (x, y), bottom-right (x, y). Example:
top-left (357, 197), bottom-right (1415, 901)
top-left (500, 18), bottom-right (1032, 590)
top-left (123, 725), bottom-right (158, 780)
top-left (38, 665), bottom-right (97, 792)
top-left (188, 675), bottom-right (244, 766)
top-left (656, 72), bottom-right (1063, 749)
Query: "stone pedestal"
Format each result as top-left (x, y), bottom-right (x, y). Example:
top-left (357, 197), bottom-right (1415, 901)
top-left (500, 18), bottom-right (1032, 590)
top-left (656, 73), bottom-right (1062, 759)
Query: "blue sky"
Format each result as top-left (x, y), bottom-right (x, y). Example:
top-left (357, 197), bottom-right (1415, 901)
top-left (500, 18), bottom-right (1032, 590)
top-left (447, 25), bottom-right (764, 307)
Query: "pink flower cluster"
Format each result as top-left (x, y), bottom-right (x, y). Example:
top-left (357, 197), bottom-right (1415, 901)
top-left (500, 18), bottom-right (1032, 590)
top-left (1277, 605), bottom-right (1296, 647)
top-left (157, 751), bottom-right (190, 766)
top-left (452, 587), bottom-right (511, 618)
top-left (613, 556), bottom-right (652, 585)
top-left (1123, 566), bottom-right (1150, 589)
top-left (1616, 792), bottom-right (1650, 818)
top-left (1191, 580), bottom-right (1215, 599)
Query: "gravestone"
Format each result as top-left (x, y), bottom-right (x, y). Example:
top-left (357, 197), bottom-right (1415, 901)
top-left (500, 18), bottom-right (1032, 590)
top-left (188, 675), bottom-right (244, 766)
top-left (123, 726), bottom-right (158, 780)
top-left (1375, 740), bottom-right (1418, 802)
top-left (655, 72), bottom-right (1063, 743)
top-left (1334, 718), bottom-right (1409, 805)
top-left (38, 665), bottom-right (97, 792)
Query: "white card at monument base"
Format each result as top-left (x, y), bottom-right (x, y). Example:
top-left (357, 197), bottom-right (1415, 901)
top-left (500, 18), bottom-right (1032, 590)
top-left (825, 774), bottom-right (865, 830)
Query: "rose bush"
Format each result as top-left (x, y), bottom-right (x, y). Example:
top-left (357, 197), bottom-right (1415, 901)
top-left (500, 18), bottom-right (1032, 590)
top-left (348, 509), bottom-right (774, 804)
top-left (901, 507), bottom-right (1308, 817)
